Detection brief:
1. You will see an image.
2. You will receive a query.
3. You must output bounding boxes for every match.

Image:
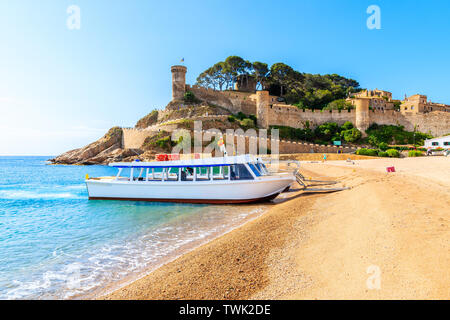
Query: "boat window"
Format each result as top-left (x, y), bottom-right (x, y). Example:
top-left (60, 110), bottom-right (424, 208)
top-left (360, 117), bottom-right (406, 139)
top-left (256, 163), bottom-right (268, 175)
top-left (150, 168), bottom-right (163, 180)
top-left (254, 163), bottom-right (268, 175)
top-left (248, 163), bottom-right (262, 177)
top-left (120, 168), bottom-right (145, 181)
top-left (181, 167), bottom-right (194, 181)
top-left (211, 166), bottom-right (228, 180)
top-left (166, 167), bottom-right (178, 181)
top-left (230, 164), bottom-right (254, 180)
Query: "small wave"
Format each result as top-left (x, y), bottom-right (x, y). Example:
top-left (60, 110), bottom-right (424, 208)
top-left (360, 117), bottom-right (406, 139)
top-left (0, 204), bottom-right (267, 299)
top-left (64, 185), bottom-right (85, 190)
top-left (0, 190), bottom-right (83, 200)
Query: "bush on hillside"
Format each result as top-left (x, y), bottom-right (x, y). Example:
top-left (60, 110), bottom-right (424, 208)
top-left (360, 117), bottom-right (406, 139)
top-left (239, 118), bottom-right (255, 130)
top-left (386, 149), bottom-right (400, 158)
top-left (183, 91), bottom-right (200, 103)
top-left (236, 112), bottom-right (247, 120)
top-left (378, 142), bottom-right (389, 151)
top-left (248, 114), bottom-right (257, 123)
top-left (356, 148), bottom-right (378, 157)
top-left (408, 150), bottom-right (424, 157)
top-left (366, 124), bottom-right (432, 146)
top-left (341, 121), bottom-right (354, 130)
top-left (270, 125), bottom-right (314, 141)
top-left (342, 128), bottom-right (362, 143)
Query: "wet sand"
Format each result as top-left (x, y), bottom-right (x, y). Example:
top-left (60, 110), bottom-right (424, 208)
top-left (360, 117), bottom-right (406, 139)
top-left (103, 156), bottom-right (449, 300)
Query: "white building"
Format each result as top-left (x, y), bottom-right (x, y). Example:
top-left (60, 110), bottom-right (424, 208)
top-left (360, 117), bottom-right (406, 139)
top-left (424, 136), bottom-right (450, 149)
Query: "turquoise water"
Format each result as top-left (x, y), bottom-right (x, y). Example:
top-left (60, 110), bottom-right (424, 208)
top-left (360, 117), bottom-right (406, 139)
top-left (0, 157), bottom-right (263, 299)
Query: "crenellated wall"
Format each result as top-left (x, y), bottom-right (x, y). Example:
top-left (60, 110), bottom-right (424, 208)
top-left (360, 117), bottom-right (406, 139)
top-left (267, 104), bottom-right (356, 128)
top-left (265, 104), bottom-right (450, 136)
top-left (122, 127), bottom-right (356, 154)
top-left (175, 67), bottom-right (450, 138)
top-left (369, 110), bottom-right (450, 136)
top-left (186, 85), bottom-right (257, 115)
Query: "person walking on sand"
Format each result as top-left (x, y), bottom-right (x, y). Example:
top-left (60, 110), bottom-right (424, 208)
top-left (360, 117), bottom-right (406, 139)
top-left (323, 153), bottom-right (327, 162)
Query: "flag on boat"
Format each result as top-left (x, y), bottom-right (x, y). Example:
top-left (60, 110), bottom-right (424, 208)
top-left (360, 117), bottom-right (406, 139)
top-left (217, 137), bottom-right (227, 155)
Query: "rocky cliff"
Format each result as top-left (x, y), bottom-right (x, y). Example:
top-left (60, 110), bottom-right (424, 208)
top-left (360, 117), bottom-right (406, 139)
top-left (49, 98), bottom-right (243, 165)
top-left (49, 127), bottom-right (142, 165)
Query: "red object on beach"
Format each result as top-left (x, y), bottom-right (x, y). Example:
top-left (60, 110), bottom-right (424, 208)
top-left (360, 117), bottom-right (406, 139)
top-left (155, 154), bottom-right (169, 161)
top-left (386, 166), bottom-right (396, 173)
top-left (194, 153), bottom-right (200, 159)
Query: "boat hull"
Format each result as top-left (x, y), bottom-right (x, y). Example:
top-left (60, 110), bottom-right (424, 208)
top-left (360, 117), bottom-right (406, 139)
top-left (86, 177), bottom-right (294, 204)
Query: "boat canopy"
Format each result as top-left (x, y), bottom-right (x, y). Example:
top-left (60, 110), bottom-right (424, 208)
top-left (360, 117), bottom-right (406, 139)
top-left (109, 155), bottom-right (261, 169)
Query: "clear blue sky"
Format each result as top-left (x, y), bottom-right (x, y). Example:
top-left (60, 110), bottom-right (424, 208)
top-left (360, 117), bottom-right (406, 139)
top-left (1, 0), bottom-right (449, 155)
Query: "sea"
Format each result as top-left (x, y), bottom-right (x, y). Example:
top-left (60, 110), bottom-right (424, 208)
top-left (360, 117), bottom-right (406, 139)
top-left (0, 156), bottom-right (265, 299)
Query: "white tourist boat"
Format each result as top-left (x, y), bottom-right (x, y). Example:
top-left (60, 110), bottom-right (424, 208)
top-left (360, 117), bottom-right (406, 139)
top-left (85, 155), bottom-right (296, 204)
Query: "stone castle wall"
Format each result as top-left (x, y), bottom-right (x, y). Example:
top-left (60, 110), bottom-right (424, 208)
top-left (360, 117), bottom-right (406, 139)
top-left (186, 85), bottom-right (257, 115)
top-left (265, 104), bottom-right (449, 136)
top-left (369, 110), bottom-right (450, 136)
top-left (266, 104), bottom-right (356, 128)
top-left (122, 128), bottom-right (158, 149)
top-left (173, 66), bottom-right (449, 141)
top-left (122, 127), bottom-right (355, 154)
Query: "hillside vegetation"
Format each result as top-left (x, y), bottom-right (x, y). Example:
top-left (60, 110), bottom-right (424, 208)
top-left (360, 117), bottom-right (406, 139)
top-left (196, 55), bottom-right (361, 110)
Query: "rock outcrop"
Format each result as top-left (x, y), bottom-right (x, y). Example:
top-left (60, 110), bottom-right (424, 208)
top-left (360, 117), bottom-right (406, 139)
top-left (50, 127), bottom-right (142, 165)
top-left (135, 110), bottom-right (159, 129)
top-left (50, 99), bottom-right (247, 165)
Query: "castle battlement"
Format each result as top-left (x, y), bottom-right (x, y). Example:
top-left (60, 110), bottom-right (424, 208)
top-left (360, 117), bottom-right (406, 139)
top-left (170, 65), bottom-right (450, 137)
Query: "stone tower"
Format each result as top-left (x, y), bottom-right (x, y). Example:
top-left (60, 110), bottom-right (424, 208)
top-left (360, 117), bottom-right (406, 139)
top-left (354, 97), bottom-right (371, 136)
top-left (256, 90), bottom-right (270, 128)
top-left (171, 65), bottom-right (187, 101)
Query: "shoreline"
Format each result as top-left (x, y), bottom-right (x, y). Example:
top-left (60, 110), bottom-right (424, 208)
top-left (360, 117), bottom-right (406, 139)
top-left (90, 204), bottom-right (270, 299)
top-left (101, 168), bottom-right (325, 300)
top-left (102, 157), bottom-right (449, 300)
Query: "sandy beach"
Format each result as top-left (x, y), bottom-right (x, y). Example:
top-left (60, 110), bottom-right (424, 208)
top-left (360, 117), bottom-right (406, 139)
top-left (103, 156), bottom-right (449, 300)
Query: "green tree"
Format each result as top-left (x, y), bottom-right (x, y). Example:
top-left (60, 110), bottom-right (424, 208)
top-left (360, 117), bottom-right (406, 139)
top-left (252, 61), bottom-right (269, 90)
top-left (378, 142), bottom-right (389, 151)
top-left (341, 121), bottom-right (354, 130)
top-left (223, 56), bottom-right (252, 89)
top-left (269, 63), bottom-right (295, 97)
top-left (324, 99), bottom-right (354, 111)
top-left (196, 62), bottom-right (227, 90)
top-left (342, 128), bottom-right (362, 143)
top-left (196, 56), bottom-right (361, 108)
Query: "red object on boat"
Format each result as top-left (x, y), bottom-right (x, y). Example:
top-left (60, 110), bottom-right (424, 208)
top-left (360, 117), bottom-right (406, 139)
top-left (386, 166), bottom-right (396, 173)
top-left (168, 154), bottom-right (180, 161)
top-left (155, 154), bottom-right (169, 161)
